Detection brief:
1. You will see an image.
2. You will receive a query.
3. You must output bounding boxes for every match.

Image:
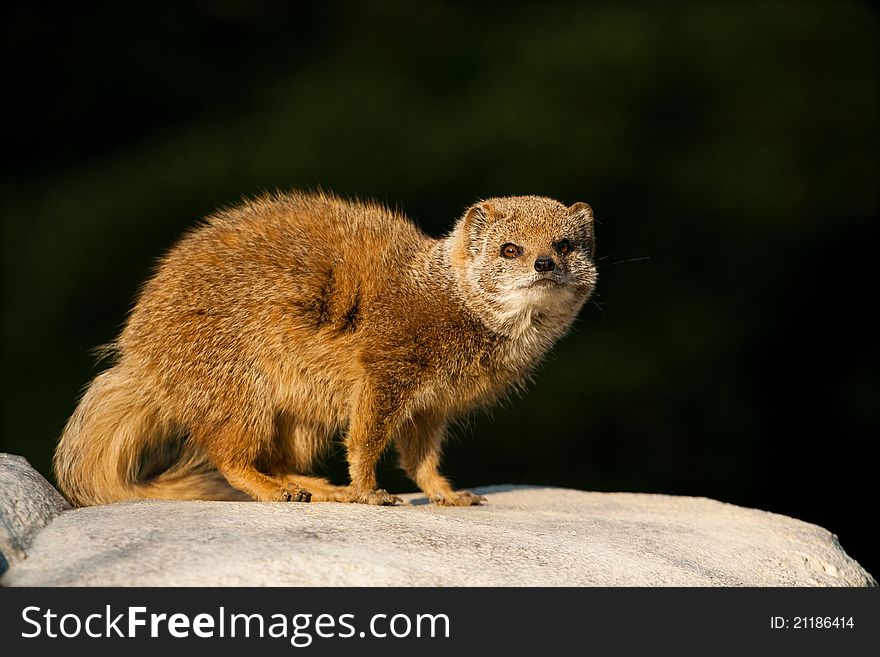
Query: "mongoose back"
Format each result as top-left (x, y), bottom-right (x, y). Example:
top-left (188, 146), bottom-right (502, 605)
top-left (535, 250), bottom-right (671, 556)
top-left (55, 191), bottom-right (597, 506)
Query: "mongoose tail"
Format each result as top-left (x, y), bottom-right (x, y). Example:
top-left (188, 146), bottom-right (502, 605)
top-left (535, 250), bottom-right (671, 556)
top-left (54, 365), bottom-right (245, 505)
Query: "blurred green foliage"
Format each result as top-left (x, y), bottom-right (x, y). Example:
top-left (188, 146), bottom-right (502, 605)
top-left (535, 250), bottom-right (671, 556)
top-left (1, 2), bottom-right (877, 573)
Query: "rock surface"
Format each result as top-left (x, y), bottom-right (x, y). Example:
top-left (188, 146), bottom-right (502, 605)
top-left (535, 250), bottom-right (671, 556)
top-left (0, 454), bottom-right (873, 586)
top-left (0, 453), bottom-right (71, 573)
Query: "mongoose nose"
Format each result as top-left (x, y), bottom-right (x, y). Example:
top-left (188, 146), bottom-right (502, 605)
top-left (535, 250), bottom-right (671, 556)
top-left (534, 256), bottom-right (556, 273)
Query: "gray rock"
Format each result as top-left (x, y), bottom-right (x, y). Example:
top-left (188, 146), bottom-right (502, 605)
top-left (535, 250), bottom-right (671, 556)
top-left (0, 453), bottom-right (71, 572)
top-left (0, 469), bottom-right (873, 586)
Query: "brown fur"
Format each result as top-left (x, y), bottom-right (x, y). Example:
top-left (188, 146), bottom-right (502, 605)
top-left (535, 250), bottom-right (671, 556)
top-left (54, 191), bottom-right (597, 506)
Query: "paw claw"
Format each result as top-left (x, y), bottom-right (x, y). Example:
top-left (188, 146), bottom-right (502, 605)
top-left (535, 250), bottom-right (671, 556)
top-left (356, 488), bottom-right (401, 506)
top-left (431, 490), bottom-right (485, 506)
top-left (283, 486), bottom-right (312, 502)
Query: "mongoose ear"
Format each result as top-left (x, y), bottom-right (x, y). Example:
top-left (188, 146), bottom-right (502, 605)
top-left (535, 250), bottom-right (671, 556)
top-left (463, 202), bottom-right (494, 232)
top-left (451, 202), bottom-right (494, 262)
top-left (568, 202), bottom-right (594, 221)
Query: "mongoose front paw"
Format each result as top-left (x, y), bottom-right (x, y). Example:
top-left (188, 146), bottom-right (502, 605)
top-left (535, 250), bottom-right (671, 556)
top-left (356, 489), bottom-right (402, 506)
top-left (431, 490), bottom-right (486, 506)
top-left (282, 486), bottom-right (312, 502)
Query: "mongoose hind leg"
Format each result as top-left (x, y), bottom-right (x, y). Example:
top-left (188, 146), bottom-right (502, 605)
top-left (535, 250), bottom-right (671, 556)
top-left (268, 418), bottom-right (347, 501)
top-left (279, 475), bottom-right (400, 505)
top-left (195, 423), bottom-right (312, 502)
top-left (221, 465), bottom-right (312, 502)
top-left (395, 415), bottom-right (485, 506)
top-left (279, 474), bottom-right (350, 502)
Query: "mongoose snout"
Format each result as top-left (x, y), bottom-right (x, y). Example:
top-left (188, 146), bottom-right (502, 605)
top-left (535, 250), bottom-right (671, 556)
top-left (534, 256), bottom-right (556, 272)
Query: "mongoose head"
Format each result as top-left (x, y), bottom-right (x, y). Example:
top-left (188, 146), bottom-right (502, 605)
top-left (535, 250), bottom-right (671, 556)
top-left (448, 195), bottom-right (597, 335)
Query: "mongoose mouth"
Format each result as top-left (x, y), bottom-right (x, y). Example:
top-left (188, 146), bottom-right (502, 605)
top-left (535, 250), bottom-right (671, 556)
top-left (526, 277), bottom-right (563, 289)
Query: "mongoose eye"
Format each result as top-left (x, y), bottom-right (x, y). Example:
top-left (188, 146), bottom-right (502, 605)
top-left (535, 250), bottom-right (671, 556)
top-left (500, 243), bottom-right (522, 259)
top-left (555, 239), bottom-right (572, 255)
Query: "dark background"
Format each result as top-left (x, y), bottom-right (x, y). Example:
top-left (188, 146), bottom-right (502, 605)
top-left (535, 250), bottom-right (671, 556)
top-left (2, 2), bottom-right (877, 577)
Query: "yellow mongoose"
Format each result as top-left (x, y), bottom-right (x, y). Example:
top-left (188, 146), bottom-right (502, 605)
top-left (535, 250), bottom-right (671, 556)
top-left (55, 192), bottom-right (597, 506)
